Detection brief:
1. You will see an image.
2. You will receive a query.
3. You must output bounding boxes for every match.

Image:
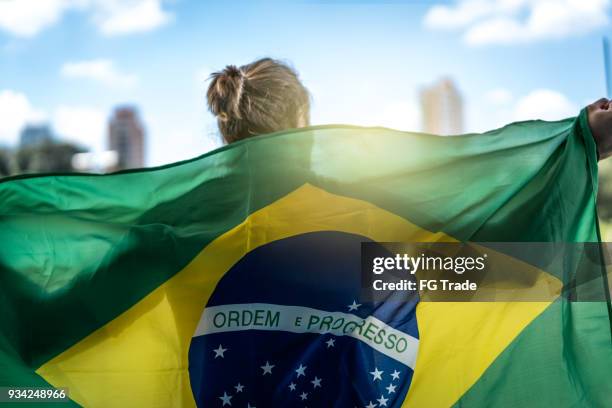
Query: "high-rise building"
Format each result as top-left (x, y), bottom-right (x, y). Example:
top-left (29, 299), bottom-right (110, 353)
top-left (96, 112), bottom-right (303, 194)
top-left (108, 107), bottom-right (145, 171)
top-left (19, 124), bottom-right (53, 146)
top-left (420, 78), bottom-right (464, 136)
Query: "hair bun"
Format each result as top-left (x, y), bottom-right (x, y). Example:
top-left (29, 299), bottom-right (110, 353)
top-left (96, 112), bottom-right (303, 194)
top-left (207, 65), bottom-right (245, 120)
top-left (206, 58), bottom-right (310, 143)
top-left (222, 65), bottom-right (243, 79)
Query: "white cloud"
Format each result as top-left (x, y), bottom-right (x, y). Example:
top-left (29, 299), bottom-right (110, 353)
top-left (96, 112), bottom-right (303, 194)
top-left (424, 0), bottom-right (610, 46)
top-left (485, 88), bottom-right (513, 105)
top-left (358, 101), bottom-right (420, 131)
top-left (0, 90), bottom-right (47, 145)
top-left (469, 88), bottom-right (579, 132)
top-left (92, 0), bottom-right (173, 36)
top-left (0, 0), bottom-right (172, 38)
top-left (0, 90), bottom-right (108, 153)
top-left (0, 0), bottom-right (84, 38)
top-left (513, 89), bottom-right (578, 121)
top-left (61, 59), bottom-right (138, 87)
top-left (53, 106), bottom-right (107, 152)
top-left (424, 0), bottom-right (497, 29)
top-left (312, 99), bottom-right (420, 132)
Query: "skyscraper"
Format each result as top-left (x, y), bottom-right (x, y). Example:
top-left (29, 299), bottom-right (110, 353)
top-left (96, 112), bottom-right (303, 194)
top-left (108, 107), bottom-right (145, 171)
top-left (420, 78), bottom-right (464, 136)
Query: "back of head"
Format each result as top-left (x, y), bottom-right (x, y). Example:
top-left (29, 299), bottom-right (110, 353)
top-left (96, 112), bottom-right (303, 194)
top-left (207, 58), bottom-right (310, 144)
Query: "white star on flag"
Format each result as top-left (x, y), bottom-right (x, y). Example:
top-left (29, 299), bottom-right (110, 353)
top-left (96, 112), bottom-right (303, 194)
top-left (218, 392), bottom-right (232, 406)
top-left (289, 382), bottom-right (297, 391)
top-left (347, 300), bottom-right (361, 311)
top-left (325, 338), bottom-right (335, 348)
top-left (311, 376), bottom-right (322, 388)
top-left (365, 401), bottom-right (377, 408)
top-left (295, 364), bottom-right (307, 377)
top-left (260, 361), bottom-right (275, 375)
top-left (234, 383), bottom-right (244, 393)
top-left (213, 344), bottom-right (227, 359)
top-left (299, 392), bottom-right (308, 401)
top-left (390, 370), bottom-right (400, 381)
top-left (377, 394), bottom-right (389, 407)
top-left (385, 383), bottom-right (397, 394)
top-left (370, 368), bottom-right (383, 381)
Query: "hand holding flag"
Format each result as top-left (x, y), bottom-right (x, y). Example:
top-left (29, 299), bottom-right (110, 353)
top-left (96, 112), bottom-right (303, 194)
top-left (588, 98), bottom-right (612, 159)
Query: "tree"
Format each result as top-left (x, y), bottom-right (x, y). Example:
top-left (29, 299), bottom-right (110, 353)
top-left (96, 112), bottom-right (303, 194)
top-left (14, 141), bottom-right (85, 174)
top-left (0, 148), bottom-right (11, 177)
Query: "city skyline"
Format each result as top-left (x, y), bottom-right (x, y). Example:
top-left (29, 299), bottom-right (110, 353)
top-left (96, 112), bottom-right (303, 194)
top-left (1, 0), bottom-right (611, 166)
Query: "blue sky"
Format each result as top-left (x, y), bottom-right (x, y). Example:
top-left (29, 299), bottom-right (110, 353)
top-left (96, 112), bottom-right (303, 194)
top-left (1, 0), bottom-right (611, 165)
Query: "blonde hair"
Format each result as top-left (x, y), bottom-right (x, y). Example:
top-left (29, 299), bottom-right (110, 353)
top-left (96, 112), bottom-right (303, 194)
top-left (207, 58), bottom-right (310, 143)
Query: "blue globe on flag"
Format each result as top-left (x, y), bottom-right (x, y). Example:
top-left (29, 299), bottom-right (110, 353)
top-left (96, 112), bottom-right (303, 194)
top-left (189, 231), bottom-right (419, 407)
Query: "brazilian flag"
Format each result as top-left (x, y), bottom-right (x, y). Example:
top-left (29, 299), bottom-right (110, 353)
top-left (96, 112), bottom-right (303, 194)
top-left (0, 109), bottom-right (610, 407)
